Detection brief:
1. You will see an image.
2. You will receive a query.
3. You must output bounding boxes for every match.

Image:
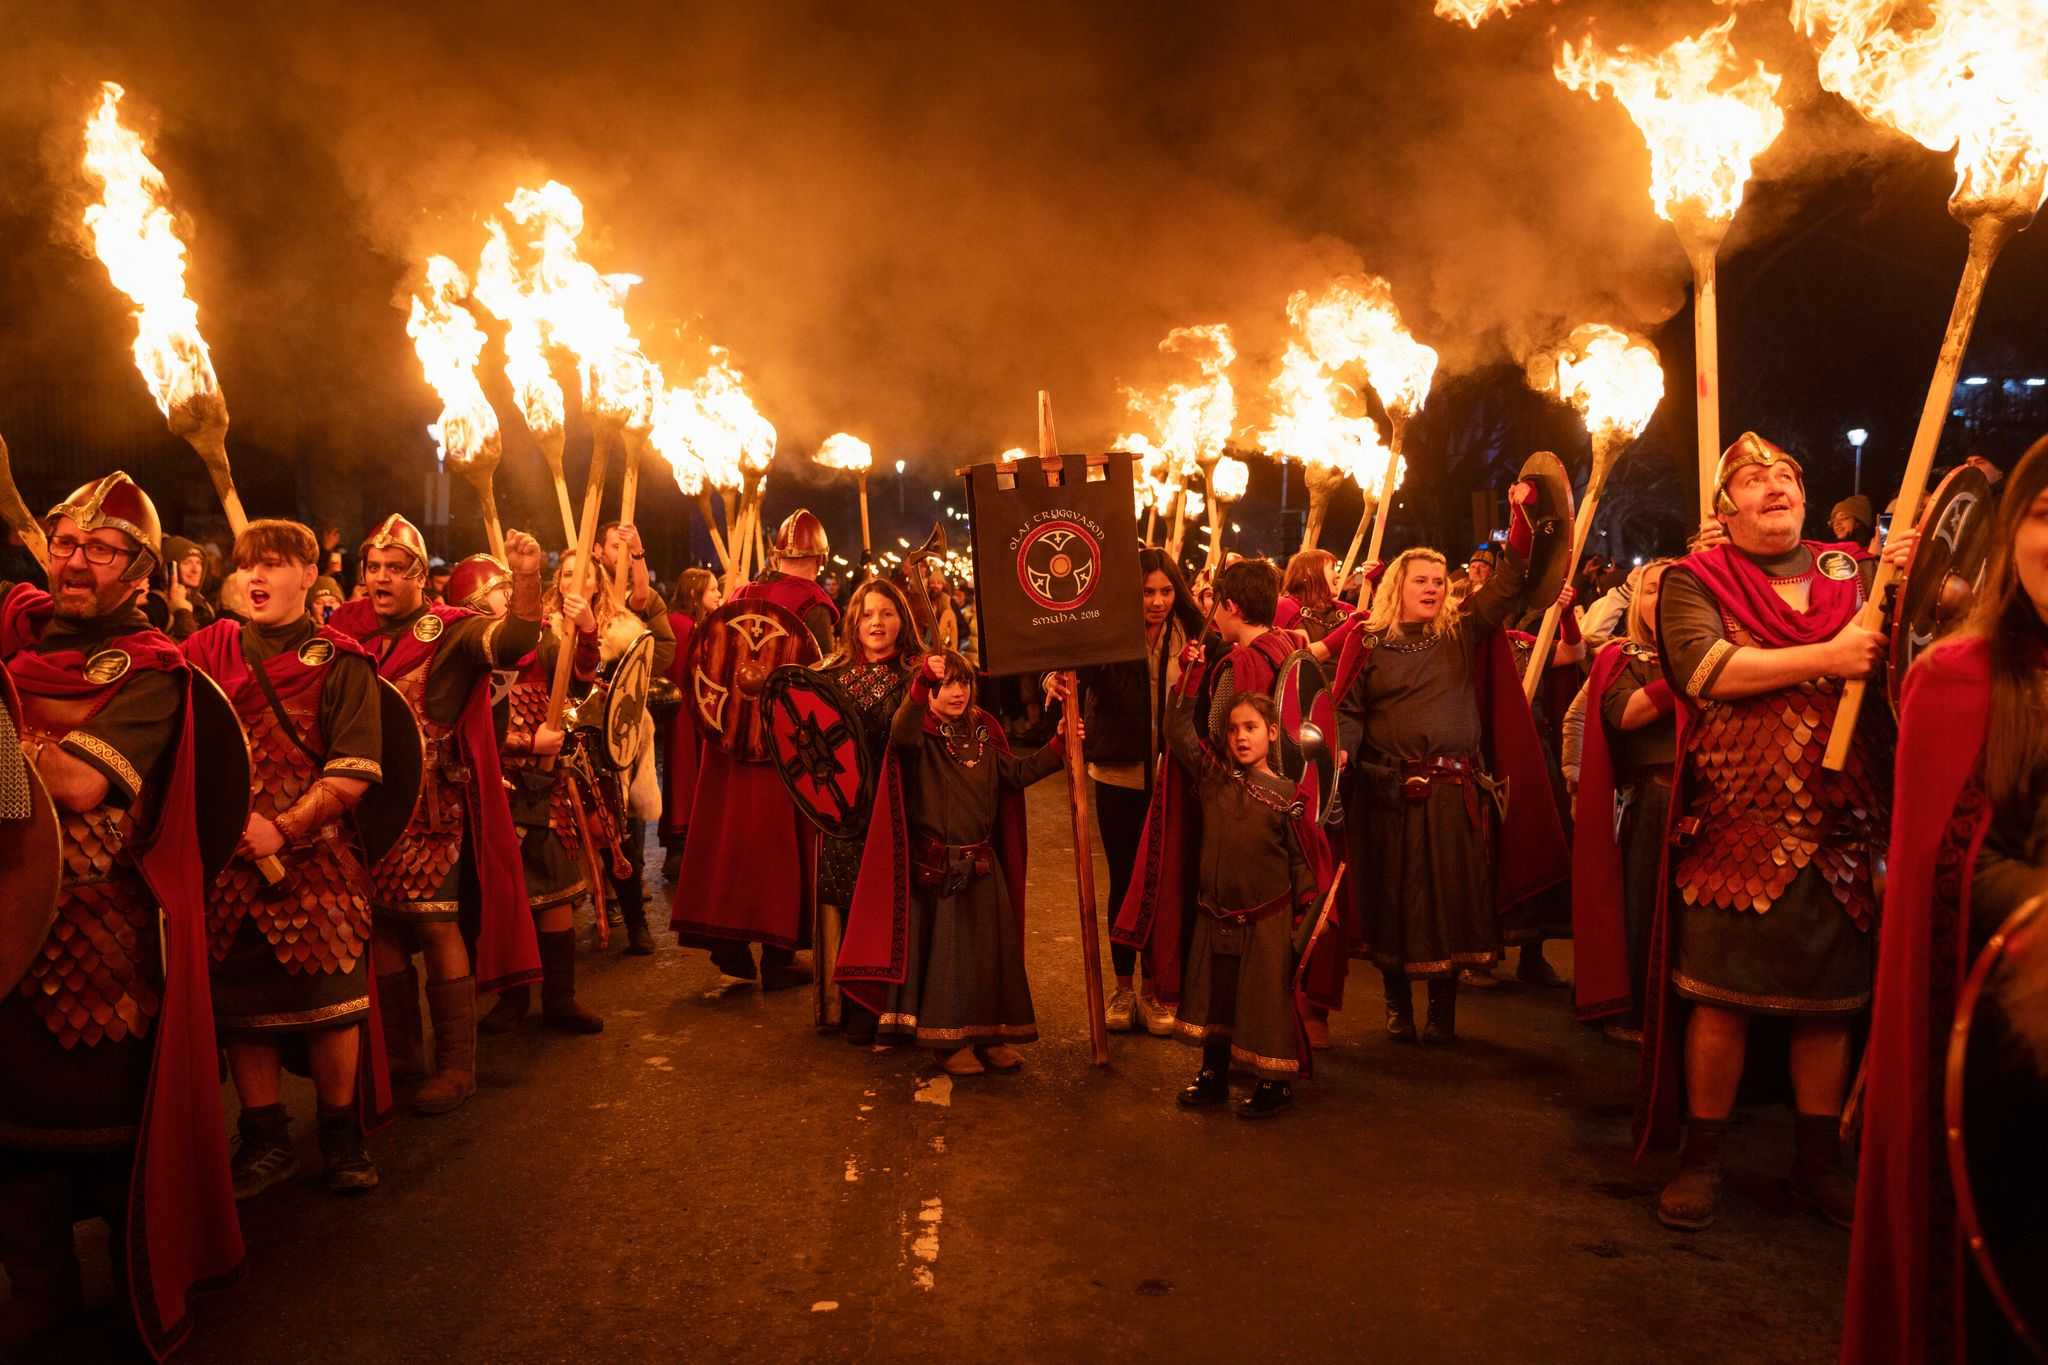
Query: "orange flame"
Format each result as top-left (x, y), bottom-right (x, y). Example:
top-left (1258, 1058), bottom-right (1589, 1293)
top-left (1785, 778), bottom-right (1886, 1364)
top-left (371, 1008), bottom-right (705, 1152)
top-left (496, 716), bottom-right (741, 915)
top-left (474, 220), bottom-right (566, 440)
top-left (1796, 0), bottom-right (2048, 219)
top-left (1257, 276), bottom-right (1431, 496)
top-left (814, 432), bottom-right (874, 473)
top-left (1433, 0), bottom-right (1537, 28)
top-left (80, 82), bottom-right (221, 420)
top-left (406, 255), bottom-right (501, 469)
top-left (1120, 324), bottom-right (1238, 481)
top-left (1209, 455), bottom-right (1250, 503)
top-left (1527, 324), bottom-right (1666, 445)
top-left (648, 348), bottom-right (776, 492)
top-left (1556, 16), bottom-right (1787, 225)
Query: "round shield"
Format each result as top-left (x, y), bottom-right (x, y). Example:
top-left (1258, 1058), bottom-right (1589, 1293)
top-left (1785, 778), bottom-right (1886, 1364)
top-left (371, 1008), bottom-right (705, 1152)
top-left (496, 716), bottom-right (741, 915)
top-left (1274, 649), bottom-right (1336, 823)
top-left (357, 677), bottom-right (425, 867)
top-left (0, 676), bottom-right (62, 998)
top-left (1517, 450), bottom-right (1577, 610)
top-left (184, 669), bottom-right (253, 885)
top-left (688, 599), bottom-right (823, 764)
top-left (599, 632), bottom-right (655, 769)
top-left (1890, 464), bottom-right (1997, 713)
top-left (1946, 893), bottom-right (2048, 1354)
top-left (762, 667), bottom-right (877, 840)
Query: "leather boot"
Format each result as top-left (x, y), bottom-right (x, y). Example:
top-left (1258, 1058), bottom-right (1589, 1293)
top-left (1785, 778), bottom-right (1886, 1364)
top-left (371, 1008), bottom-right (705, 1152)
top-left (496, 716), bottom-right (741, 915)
top-left (0, 1173), bottom-right (81, 1350)
top-left (1382, 970), bottom-right (1417, 1042)
top-left (479, 984), bottom-right (530, 1035)
top-left (376, 966), bottom-right (426, 1082)
top-left (1657, 1116), bottom-right (1728, 1230)
top-left (1178, 1040), bottom-right (1231, 1108)
top-left (1423, 977), bottom-right (1458, 1042)
top-left (317, 1102), bottom-right (379, 1195)
top-left (539, 928), bottom-right (604, 1034)
top-left (229, 1102), bottom-right (299, 1200)
top-left (412, 975), bottom-right (478, 1116)
top-left (1237, 1080), bottom-right (1294, 1120)
top-left (1789, 1112), bottom-right (1855, 1229)
top-left (620, 905), bottom-right (657, 956)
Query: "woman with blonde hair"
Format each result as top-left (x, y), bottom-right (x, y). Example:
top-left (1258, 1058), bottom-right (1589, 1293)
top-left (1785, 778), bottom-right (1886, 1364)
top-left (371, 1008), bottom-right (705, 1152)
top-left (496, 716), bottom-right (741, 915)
top-left (1332, 482), bottom-right (1569, 1043)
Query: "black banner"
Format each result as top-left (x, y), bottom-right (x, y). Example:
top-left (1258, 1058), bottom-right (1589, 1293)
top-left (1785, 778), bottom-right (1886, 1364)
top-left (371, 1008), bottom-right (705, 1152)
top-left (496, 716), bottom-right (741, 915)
top-left (963, 452), bottom-right (1146, 677)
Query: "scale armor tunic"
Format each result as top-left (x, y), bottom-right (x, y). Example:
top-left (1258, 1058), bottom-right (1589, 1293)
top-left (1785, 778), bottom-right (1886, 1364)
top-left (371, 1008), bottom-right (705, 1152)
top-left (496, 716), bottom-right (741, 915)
top-left (202, 619), bottom-right (383, 1036)
top-left (1658, 554), bottom-right (1888, 1014)
top-left (815, 657), bottom-right (915, 909)
top-left (501, 635), bottom-right (593, 912)
top-left (1, 604), bottom-right (181, 1148)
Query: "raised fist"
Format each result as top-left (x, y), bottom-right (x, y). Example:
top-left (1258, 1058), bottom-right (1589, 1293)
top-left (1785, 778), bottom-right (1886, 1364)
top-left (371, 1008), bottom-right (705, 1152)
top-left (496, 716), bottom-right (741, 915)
top-left (505, 529), bottom-right (544, 577)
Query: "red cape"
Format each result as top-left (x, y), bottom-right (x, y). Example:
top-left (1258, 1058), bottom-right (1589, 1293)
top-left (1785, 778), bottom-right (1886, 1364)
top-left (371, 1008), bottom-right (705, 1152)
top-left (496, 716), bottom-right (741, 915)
top-left (660, 611), bottom-right (701, 840)
top-left (1842, 636), bottom-right (1993, 1365)
top-left (1635, 542), bottom-right (1871, 1156)
top-left (834, 701), bottom-right (1031, 1016)
top-left (668, 576), bottom-right (835, 948)
top-left (181, 619), bottom-right (395, 1131)
top-left (327, 599), bottom-right (539, 994)
top-left (1570, 642), bottom-right (1635, 1023)
top-left (3, 587), bottom-right (244, 1360)
top-left (1110, 629), bottom-right (1295, 1005)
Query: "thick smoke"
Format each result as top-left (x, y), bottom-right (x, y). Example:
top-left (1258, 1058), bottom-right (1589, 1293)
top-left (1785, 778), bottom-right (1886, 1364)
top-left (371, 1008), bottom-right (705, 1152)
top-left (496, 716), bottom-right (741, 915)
top-left (0, 0), bottom-right (2002, 525)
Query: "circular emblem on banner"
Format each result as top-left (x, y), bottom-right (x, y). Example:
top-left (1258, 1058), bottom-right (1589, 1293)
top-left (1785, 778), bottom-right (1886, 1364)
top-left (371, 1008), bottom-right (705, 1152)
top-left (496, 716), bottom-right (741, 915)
top-left (1015, 520), bottom-right (1102, 613)
top-left (412, 614), bottom-right (445, 643)
top-left (297, 638), bottom-right (336, 666)
top-left (1816, 550), bottom-right (1859, 582)
top-left (82, 649), bottom-right (131, 685)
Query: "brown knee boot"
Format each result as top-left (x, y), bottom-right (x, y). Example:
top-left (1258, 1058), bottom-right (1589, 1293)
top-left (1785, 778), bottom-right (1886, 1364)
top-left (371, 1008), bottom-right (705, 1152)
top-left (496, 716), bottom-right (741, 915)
top-left (412, 975), bottom-right (478, 1116)
top-left (539, 928), bottom-right (604, 1034)
top-left (376, 965), bottom-right (426, 1082)
top-left (1789, 1112), bottom-right (1855, 1229)
top-left (1657, 1115), bottom-right (1728, 1230)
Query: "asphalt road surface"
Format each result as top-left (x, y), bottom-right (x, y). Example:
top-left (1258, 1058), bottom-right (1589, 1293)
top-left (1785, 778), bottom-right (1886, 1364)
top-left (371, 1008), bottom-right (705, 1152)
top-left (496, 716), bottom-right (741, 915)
top-left (21, 782), bottom-right (1848, 1364)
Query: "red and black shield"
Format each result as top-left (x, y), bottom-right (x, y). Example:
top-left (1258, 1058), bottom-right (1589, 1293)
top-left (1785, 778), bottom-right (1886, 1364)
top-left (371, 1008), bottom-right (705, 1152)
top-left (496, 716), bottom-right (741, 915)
top-left (688, 600), bottom-right (823, 764)
top-left (186, 669), bottom-right (254, 884)
top-left (358, 677), bottom-right (424, 868)
top-left (1275, 648), bottom-right (1337, 823)
top-left (1946, 892), bottom-right (2048, 1351)
top-left (763, 667), bottom-right (877, 840)
top-left (1889, 464), bottom-right (1996, 714)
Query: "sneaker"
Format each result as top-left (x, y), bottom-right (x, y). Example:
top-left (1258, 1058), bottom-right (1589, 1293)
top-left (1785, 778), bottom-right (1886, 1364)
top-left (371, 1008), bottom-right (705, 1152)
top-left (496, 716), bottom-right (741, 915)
top-left (1137, 991), bottom-right (1177, 1037)
top-left (230, 1138), bottom-right (301, 1201)
top-left (1104, 987), bottom-right (1137, 1032)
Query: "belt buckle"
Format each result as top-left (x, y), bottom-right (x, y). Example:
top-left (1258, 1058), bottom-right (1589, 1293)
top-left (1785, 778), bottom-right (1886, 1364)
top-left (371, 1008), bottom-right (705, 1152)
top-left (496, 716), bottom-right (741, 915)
top-left (1401, 774), bottom-right (1431, 802)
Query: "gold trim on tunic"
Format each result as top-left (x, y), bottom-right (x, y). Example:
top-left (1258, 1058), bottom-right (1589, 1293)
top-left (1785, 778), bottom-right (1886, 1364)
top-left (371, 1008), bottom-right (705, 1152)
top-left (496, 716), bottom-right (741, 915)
top-left (373, 899), bottom-right (460, 918)
top-left (325, 756), bottom-right (383, 779)
top-left (914, 1023), bottom-right (1038, 1042)
top-left (218, 997), bottom-right (370, 1030)
top-left (1685, 640), bottom-right (1735, 700)
top-left (529, 880), bottom-right (588, 912)
top-left (1170, 1019), bottom-right (1301, 1075)
top-left (1671, 971), bottom-right (1870, 1016)
top-left (63, 730), bottom-right (142, 797)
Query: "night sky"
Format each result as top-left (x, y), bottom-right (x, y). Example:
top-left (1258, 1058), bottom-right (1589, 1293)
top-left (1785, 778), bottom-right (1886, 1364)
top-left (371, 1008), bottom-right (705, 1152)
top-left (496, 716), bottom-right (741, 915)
top-left (2, 0), bottom-right (2043, 566)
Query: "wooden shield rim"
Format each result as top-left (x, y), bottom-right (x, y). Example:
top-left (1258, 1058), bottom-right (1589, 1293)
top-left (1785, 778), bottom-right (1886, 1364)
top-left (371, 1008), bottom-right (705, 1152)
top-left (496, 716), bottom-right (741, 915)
top-left (0, 760), bottom-right (63, 999)
top-left (604, 632), bottom-right (656, 770)
top-left (1516, 450), bottom-right (1577, 609)
top-left (185, 669), bottom-right (253, 885)
top-left (1889, 464), bottom-right (1996, 712)
top-left (1945, 891), bottom-right (2048, 1356)
top-left (359, 676), bottom-right (424, 868)
top-left (686, 599), bottom-right (821, 762)
top-left (762, 665), bottom-right (875, 840)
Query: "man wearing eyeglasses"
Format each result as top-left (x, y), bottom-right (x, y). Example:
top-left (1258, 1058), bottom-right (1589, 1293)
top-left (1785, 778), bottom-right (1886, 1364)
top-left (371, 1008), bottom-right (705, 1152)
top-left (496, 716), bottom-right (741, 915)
top-left (0, 472), bottom-right (241, 1357)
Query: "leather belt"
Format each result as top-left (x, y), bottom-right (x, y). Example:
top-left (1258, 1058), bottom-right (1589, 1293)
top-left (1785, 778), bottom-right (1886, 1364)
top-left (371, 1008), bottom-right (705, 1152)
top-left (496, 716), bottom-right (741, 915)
top-left (1399, 754), bottom-right (1491, 827)
top-left (911, 836), bottom-right (994, 898)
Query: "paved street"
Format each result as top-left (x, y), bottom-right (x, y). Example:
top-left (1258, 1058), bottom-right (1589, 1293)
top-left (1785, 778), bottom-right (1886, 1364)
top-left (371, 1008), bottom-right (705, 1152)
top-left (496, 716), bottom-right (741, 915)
top-left (25, 782), bottom-right (1847, 1364)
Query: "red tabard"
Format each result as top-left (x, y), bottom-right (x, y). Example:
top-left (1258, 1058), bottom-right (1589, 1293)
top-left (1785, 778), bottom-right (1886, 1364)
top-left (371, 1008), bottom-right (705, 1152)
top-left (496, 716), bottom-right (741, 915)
top-left (669, 576), bottom-right (839, 948)
top-left (2, 584), bottom-right (244, 1361)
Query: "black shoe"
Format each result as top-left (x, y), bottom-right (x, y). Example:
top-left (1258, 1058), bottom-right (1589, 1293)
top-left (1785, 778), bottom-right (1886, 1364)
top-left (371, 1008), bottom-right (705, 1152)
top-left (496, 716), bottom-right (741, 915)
top-left (317, 1107), bottom-right (379, 1196)
top-left (1177, 1067), bottom-right (1228, 1108)
top-left (230, 1104), bottom-right (298, 1200)
top-left (1383, 972), bottom-right (1417, 1042)
top-left (1236, 1081), bottom-right (1293, 1120)
top-left (623, 916), bottom-right (657, 956)
top-left (1386, 1005), bottom-right (1418, 1043)
top-left (1423, 978), bottom-right (1458, 1043)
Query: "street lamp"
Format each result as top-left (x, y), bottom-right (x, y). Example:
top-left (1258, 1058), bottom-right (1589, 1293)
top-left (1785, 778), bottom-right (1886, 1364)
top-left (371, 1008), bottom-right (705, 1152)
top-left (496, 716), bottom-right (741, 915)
top-left (1847, 427), bottom-right (1868, 495)
top-left (894, 458), bottom-right (907, 523)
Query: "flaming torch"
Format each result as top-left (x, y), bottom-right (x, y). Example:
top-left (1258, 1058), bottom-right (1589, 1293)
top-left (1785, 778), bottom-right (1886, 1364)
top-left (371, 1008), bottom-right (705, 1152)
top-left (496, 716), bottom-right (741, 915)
top-left (1555, 16), bottom-right (1786, 521)
top-left (648, 387), bottom-right (729, 574)
top-left (0, 434), bottom-right (49, 573)
top-left (1797, 0), bottom-right (2048, 768)
top-left (1203, 455), bottom-right (1249, 573)
top-left (407, 256), bottom-right (506, 560)
top-left (1433, 0), bottom-right (1538, 27)
top-left (657, 350), bottom-right (775, 590)
top-left (814, 432), bottom-right (875, 559)
top-left (475, 220), bottom-right (575, 547)
top-left (1520, 324), bottom-right (1666, 699)
top-left (1120, 325), bottom-right (1236, 563)
top-left (80, 82), bottom-right (246, 534)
